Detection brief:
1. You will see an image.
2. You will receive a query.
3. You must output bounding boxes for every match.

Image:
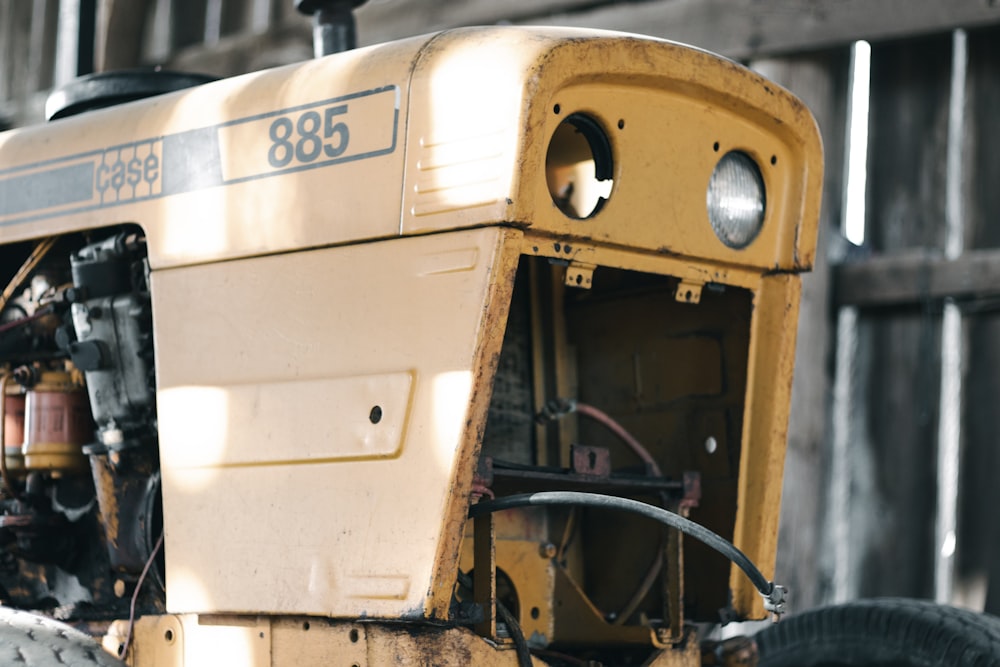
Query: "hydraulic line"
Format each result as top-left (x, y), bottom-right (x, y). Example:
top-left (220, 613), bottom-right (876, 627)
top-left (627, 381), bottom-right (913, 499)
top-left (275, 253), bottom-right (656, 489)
top-left (470, 491), bottom-right (786, 613)
top-left (497, 600), bottom-right (533, 667)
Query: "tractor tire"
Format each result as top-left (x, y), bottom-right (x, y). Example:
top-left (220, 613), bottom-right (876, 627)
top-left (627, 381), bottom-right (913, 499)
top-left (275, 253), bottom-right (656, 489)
top-left (756, 598), bottom-right (1000, 667)
top-left (0, 607), bottom-right (126, 666)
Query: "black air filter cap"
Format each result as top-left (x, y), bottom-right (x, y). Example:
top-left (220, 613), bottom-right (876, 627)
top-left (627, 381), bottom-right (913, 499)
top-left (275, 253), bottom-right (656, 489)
top-left (46, 69), bottom-right (216, 121)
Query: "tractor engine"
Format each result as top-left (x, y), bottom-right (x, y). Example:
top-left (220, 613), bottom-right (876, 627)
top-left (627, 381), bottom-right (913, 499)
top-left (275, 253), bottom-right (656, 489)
top-left (0, 230), bottom-right (163, 619)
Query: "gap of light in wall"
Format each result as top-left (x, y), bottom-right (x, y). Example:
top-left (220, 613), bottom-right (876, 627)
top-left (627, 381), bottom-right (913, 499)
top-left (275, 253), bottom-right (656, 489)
top-left (843, 40), bottom-right (871, 246)
top-left (935, 27), bottom-right (968, 608)
top-left (828, 39), bottom-right (873, 605)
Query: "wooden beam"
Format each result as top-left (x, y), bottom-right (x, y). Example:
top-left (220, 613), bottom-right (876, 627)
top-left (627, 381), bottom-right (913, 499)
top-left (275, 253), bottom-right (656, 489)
top-left (0, 0), bottom-right (13, 102)
top-left (28, 0), bottom-right (59, 92)
top-left (166, 25), bottom-right (311, 78)
top-left (0, 1), bottom-right (36, 103)
top-left (354, 0), bottom-right (1000, 58)
top-left (355, 0), bottom-right (599, 47)
top-left (172, 0), bottom-right (1000, 78)
top-left (172, 0), bottom-right (208, 51)
top-left (963, 28), bottom-right (1000, 618)
top-left (834, 249), bottom-right (1000, 308)
top-left (526, 0), bottom-right (1000, 59)
top-left (53, 0), bottom-right (98, 86)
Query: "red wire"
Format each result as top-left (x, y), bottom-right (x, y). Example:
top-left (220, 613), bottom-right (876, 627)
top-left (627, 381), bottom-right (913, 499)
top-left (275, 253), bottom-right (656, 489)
top-left (121, 531), bottom-right (164, 660)
top-left (574, 402), bottom-right (663, 476)
top-left (572, 401), bottom-right (667, 625)
top-left (0, 305), bottom-right (54, 335)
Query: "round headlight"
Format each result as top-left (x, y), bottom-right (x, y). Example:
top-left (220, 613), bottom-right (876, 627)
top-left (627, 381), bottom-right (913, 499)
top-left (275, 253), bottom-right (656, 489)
top-left (706, 151), bottom-right (766, 249)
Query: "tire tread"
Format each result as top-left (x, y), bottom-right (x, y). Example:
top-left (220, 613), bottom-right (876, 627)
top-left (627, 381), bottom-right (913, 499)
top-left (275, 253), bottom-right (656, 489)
top-left (0, 607), bottom-right (125, 667)
top-left (757, 598), bottom-right (1000, 667)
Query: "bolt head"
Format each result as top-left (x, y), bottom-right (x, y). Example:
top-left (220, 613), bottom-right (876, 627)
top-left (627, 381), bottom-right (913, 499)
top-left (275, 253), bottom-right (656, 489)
top-left (539, 543), bottom-right (557, 559)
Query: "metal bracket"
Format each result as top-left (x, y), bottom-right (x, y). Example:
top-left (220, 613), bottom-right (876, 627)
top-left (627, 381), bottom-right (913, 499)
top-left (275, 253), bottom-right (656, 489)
top-left (660, 502), bottom-right (688, 646)
top-left (565, 262), bottom-right (595, 289)
top-left (473, 511), bottom-right (497, 640)
top-left (570, 445), bottom-right (611, 478)
top-left (762, 583), bottom-right (788, 617)
top-left (675, 281), bottom-right (703, 304)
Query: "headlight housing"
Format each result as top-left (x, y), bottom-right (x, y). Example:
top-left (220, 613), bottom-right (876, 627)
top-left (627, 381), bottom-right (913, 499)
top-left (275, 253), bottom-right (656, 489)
top-left (706, 151), bottom-right (766, 249)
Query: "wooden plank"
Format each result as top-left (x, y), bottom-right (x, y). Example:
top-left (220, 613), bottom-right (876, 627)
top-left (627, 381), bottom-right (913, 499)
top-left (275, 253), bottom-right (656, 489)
top-left (0, 1), bottom-right (12, 102)
top-left (220, 0), bottom-right (249, 37)
top-left (249, 0), bottom-right (274, 33)
top-left (204, 0), bottom-right (223, 43)
top-left (866, 37), bottom-right (951, 253)
top-left (174, 0), bottom-right (1000, 80)
top-left (6, 1), bottom-right (34, 102)
top-left (752, 50), bottom-right (850, 611)
top-left (834, 249), bottom-right (1000, 307)
top-left (142, 0), bottom-right (173, 63)
top-left (95, 0), bottom-right (152, 70)
top-left (171, 0), bottom-right (207, 50)
top-left (960, 27), bottom-right (1000, 615)
top-left (166, 27), bottom-right (312, 78)
top-left (354, 0), bottom-right (1000, 58)
top-left (852, 34), bottom-right (953, 601)
top-left (53, 0), bottom-right (96, 86)
top-left (355, 0), bottom-right (600, 47)
top-left (28, 0), bottom-right (60, 92)
top-left (270, 0), bottom-right (297, 25)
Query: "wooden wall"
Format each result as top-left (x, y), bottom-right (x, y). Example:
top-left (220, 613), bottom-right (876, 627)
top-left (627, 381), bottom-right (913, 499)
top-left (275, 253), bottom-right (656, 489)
top-left (3, 0), bottom-right (1000, 616)
top-left (833, 27), bottom-right (1000, 612)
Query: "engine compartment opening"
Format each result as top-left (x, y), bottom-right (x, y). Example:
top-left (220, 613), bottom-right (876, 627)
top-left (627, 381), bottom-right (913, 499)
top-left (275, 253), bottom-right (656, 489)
top-left (0, 227), bottom-right (164, 621)
top-left (467, 254), bottom-right (753, 650)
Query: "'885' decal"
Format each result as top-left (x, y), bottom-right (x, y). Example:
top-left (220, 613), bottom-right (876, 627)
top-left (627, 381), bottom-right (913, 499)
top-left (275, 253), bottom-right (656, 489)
top-left (267, 104), bottom-right (350, 169)
top-left (215, 86), bottom-right (395, 182)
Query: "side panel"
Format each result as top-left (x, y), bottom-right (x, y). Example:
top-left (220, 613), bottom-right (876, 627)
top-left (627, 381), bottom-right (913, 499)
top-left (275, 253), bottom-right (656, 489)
top-left (152, 227), bottom-right (518, 617)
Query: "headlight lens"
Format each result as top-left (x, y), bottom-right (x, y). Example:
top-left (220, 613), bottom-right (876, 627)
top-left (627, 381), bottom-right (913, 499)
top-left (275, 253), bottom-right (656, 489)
top-left (706, 151), bottom-right (766, 249)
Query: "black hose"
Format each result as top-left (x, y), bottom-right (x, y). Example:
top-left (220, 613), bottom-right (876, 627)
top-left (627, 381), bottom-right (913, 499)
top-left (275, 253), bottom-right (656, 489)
top-left (456, 570), bottom-right (533, 667)
top-left (496, 600), bottom-right (533, 667)
top-left (469, 491), bottom-right (779, 606)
